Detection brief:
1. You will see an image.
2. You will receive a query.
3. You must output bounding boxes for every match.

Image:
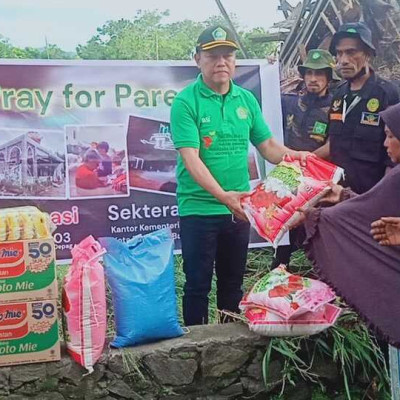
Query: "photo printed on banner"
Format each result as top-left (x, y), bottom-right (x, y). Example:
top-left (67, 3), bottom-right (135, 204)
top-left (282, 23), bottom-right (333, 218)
top-left (65, 124), bottom-right (129, 199)
top-left (127, 115), bottom-right (177, 195)
top-left (0, 127), bottom-right (66, 200)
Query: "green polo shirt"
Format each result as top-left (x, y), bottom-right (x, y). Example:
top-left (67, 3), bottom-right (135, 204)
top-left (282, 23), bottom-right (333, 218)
top-left (171, 74), bottom-right (273, 216)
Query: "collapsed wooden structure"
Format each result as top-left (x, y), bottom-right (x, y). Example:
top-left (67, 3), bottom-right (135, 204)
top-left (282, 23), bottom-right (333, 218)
top-left (251, 0), bottom-right (400, 78)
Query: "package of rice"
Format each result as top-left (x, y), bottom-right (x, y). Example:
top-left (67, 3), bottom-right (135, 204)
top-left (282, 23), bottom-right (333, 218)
top-left (62, 236), bottom-right (107, 374)
top-left (241, 155), bottom-right (343, 247)
top-left (240, 265), bottom-right (336, 320)
top-left (245, 303), bottom-right (341, 337)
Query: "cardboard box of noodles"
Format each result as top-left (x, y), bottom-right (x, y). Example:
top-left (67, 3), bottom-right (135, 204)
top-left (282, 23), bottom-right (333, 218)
top-left (0, 238), bottom-right (57, 303)
top-left (0, 299), bottom-right (60, 366)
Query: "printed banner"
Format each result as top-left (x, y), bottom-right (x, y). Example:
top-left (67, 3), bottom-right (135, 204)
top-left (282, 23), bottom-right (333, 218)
top-left (0, 60), bottom-right (284, 262)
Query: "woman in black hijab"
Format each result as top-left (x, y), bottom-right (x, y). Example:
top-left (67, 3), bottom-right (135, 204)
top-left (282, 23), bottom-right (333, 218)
top-left (300, 103), bottom-right (400, 398)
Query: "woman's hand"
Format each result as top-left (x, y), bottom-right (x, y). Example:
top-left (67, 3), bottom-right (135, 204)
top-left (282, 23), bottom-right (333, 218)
top-left (371, 217), bottom-right (400, 246)
top-left (318, 184), bottom-right (344, 205)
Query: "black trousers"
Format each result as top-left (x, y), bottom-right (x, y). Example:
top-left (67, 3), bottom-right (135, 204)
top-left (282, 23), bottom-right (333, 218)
top-left (180, 215), bottom-right (250, 326)
top-left (272, 226), bottom-right (306, 268)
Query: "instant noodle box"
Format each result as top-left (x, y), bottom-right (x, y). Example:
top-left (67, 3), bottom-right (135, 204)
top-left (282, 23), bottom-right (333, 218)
top-left (0, 238), bottom-right (57, 303)
top-left (0, 300), bottom-right (60, 366)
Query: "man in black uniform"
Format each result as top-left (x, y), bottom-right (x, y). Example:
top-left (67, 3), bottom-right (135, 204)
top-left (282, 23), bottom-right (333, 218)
top-left (323, 22), bottom-right (399, 194)
top-left (282, 49), bottom-right (337, 156)
top-left (274, 49), bottom-right (338, 267)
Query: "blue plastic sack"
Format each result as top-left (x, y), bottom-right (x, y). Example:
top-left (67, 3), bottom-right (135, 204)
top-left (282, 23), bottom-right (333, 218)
top-left (99, 228), bottom-right (183, 347)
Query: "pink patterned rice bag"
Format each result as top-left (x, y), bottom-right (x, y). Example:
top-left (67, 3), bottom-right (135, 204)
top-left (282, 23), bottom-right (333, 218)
top-left (241, 155), bottom-right (343, 247)
top-left (245, 303), bottom-right (341, 337)
top-left (62, 236), bottom-right (107, 373)
top-left (240, 265), bottom-right (336, 320)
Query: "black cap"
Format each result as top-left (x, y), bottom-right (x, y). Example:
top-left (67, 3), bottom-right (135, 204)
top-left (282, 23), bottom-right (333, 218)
top-left (329, 22), bottom-right (376, 56)
top-left (196, 25), bottom-right (239, 52)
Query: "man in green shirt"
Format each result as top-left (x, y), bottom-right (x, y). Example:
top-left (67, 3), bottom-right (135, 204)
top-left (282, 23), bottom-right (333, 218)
top-left (170, 25), bottom-right (308, 326)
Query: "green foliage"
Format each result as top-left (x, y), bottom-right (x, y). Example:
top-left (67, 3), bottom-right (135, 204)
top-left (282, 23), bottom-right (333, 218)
top-left (22, 44), bottom-right (76, 60)
top-left (262, 318), bottom-right (390, 398)
top-left (76, 9), bottom-right (277, 60)
top-left (0, 33), bottom-right (76, 60)
top-left (76, 10), bottom-right (204, 60)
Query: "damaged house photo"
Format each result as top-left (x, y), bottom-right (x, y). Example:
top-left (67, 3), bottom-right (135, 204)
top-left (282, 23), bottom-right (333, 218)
top-left (0, 128), bottom-right (66, 199)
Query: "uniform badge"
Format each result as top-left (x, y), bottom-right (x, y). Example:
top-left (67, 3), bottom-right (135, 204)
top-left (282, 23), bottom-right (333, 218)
top-left (367, 98), bottom-right (380, 113)
top-left (332, 99), bottom-right (342, 112)
top-left (310, 135), bottom-right (326, 143)
top-left (312, 121), bottom-right (328, 136)
top-left (330, 113), bottom-right (342, 121)
top-left (236, 106), bottom-right (249, 120)
top-left (312, 52), bottom-right (321, 60)
top-left (212, 27), bottom-right (227, 41)
top-left (360, 112), bottom-right (380, 126)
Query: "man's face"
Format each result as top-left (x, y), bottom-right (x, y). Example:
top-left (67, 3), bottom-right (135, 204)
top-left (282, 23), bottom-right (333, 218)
top-left (335, 37), bottom-right (369, 79)
top-left (195, 46), bottom-right (236, 88)
top-left (384, 126), bottom-right (400, 164)
top-left (304, 69), bottom-right (329, 95)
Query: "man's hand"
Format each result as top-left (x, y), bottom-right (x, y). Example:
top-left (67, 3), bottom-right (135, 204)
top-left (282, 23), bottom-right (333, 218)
top-left (370, 217), bottom-right (400, 246)
top-left (257, 139), bottom-right (313, 166)
top-left (287, 150), bottom-right (314, 167)
top-left (220, 191), bottom-right (248, 221)
top-left (319, 184), bottom-right (344, 205)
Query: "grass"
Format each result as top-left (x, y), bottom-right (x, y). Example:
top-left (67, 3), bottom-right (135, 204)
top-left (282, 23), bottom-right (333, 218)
top-left (56, 248), bottom-right (391, 399)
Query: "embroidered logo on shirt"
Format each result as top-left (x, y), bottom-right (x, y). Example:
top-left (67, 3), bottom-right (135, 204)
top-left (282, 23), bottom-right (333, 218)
top-left (360, 112), bottom-right (380, 126)
top-left (312, 121), bottom-right (328, 136)
top-left (367, 98), bottom-right (380, 113)
top-left (236, 106), bottom-right (249, 120)
top-left (202, 131), bottom-right (216, 149)
top-left (201, 116), bottom-right (211, 124)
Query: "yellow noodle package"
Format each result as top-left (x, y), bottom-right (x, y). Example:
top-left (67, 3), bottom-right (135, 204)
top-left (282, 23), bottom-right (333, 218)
top-left (0, 207), bottom-right (54, 242)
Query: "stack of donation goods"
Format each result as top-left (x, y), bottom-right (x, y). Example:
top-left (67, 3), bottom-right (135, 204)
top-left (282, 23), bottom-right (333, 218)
top-left (0, 206), bottom-right (60, 366)
top-left (0, 155), bottom-right (344, 368)
top-left (240, 156), bottom-right (343, 335)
